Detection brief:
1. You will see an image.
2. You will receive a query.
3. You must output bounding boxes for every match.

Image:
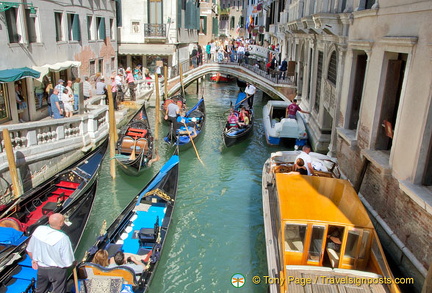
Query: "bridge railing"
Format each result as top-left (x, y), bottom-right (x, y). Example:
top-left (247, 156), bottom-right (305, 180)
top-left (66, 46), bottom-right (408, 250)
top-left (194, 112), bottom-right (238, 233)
top-left (169, 50), bottom-right (291, 85)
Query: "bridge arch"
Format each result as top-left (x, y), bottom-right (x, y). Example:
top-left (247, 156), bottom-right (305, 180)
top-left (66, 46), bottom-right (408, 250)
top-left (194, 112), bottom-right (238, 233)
top-left (167, 63), bottom-right (295, 102)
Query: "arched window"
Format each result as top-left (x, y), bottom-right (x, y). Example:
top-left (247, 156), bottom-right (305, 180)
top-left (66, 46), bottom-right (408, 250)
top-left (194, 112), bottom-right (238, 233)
top-left (230, 16), bottom-right (235, 29)
top-left (328, 51), bottom-right (338, 85)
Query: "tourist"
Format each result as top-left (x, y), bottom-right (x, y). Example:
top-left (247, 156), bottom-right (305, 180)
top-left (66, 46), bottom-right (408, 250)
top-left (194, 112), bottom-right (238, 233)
top-left (27, 213), bottom-right (74, 293)
top-left (34, 80), bottom-right (45, 108)
top-left (92, 249), bottom-right (110, 267)
top-left (125, 67), bottom-right (136, 101)
top-left (54, 79), bottom-right (65, 96)
top-left (227, 108), bottom-right (239, 128)
top-left (110, 76), bottom-right (119, 110)
top-left (278, 58), bottom-right (288, 80)
top-left (50, 88), bottom-right (63, 119)
top-left (295, 145), bottom-right (313, 175)
top-left (61, 88), bottom-right (73, 117)
top-left (72, 78), bottom-right (80, 111)
top-left (83, 76), bottom-right (92, 100)
top-left (285, 98), bottom-right (310, 119)
top-left (107, 251), bottom-right (148, 276)
top-left (294, 158), bottom-right (308, 175)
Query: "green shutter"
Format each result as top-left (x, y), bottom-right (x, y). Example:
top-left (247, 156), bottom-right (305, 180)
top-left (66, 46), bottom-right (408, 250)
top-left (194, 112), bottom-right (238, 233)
top-left (99, 17), bottom-right (106, 40)
top-left (203, 16), bottom-right (207, 34)
top-left (72, 14), bottom-right (81, 41)
top-left (177, 0), bottom-right (182, 28)
top-left (212, 17), bottom-right (218, 35)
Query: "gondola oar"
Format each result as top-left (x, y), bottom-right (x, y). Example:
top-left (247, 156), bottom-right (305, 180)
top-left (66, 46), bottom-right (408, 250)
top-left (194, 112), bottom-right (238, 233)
top-left (181, 120), bottom-right (204, 166)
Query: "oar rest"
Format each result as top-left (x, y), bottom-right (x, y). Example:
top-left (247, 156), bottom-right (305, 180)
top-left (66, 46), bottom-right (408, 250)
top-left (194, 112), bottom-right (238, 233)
top-left (120, 136), bottom-right (149, 155)
top-left (77, 262), bottom-right (138, 287)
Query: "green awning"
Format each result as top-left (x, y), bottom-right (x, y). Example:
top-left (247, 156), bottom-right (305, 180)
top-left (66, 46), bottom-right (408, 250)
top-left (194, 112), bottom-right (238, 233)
top-left (0, 67), bottom-right (40, 83)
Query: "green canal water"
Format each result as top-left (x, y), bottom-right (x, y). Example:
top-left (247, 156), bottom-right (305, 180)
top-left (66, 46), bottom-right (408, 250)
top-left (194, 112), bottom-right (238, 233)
top-left (75, 79), bottom-right (285, 292)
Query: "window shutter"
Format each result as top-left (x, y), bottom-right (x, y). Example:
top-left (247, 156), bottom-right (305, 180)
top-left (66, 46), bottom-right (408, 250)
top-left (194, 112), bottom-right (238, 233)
top-left (99, 17), bottom-right (106, 40)
top-left (72, 14), bottom-right (81, 41)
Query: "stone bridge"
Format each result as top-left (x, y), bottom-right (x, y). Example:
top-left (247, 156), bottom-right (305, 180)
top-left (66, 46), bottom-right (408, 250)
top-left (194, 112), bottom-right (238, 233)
top-left (166, 63), bottom-right (297, 101)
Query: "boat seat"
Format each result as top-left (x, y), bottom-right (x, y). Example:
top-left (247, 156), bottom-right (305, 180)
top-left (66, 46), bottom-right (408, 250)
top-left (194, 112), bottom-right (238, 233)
top-left (120, 137), bottom-right (149, 155)
top-left (274, 164), bottom-right (294, 173)
top-left (126, 128), bottom-right (148, 138)
top-left (77, 262), bottom-right (137, 287)
top-left (52, 188), bottom-right (74, 196)
top-left (56, 181), bottom-right (80, 189)
top-left (312, 171), bottom-right (333, 178)
top-left (326, 248), bottom-right (340, 268)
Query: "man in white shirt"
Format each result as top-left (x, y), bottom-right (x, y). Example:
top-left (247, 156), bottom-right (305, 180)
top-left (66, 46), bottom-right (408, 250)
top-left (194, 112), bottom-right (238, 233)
top-left (295, 145), bottom-right (314, 175)
top-left (244, 82), bottom-right (257, 108)
top-left (83, 76), bottom-right (92, 100)
top-left (27, 213), bottom-right (74, 293)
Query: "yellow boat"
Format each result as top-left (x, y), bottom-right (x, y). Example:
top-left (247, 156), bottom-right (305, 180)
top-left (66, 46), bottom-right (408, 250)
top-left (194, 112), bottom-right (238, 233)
top-left (262, 151), bottom-right (400, 293)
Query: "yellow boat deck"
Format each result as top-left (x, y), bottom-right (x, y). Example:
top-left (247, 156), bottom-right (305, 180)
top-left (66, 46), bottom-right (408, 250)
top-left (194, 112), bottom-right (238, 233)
top-left (286, 266), bottom-right (390, 293)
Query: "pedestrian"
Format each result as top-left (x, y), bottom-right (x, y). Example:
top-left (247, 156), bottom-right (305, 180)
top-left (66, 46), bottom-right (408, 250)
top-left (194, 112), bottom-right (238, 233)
top-left (206, 42), bottom-right (211, 62)
top-left (72, 78), bottom-right (80, 111)
top-left (125, 67), bottom-right (136, 101)
top-left (110, 75), bottom-right (119, 110)
top-left (83, 76), bottom-right (92, 100)
top-left (27, 213), bottom-right (75, 293)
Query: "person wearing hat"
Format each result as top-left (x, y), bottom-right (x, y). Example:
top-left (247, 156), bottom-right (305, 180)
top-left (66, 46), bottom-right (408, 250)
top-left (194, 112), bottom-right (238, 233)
top-left (54, 79), bottom-right (65, 113)
top-left (125, 67), bottom-right (136, 101)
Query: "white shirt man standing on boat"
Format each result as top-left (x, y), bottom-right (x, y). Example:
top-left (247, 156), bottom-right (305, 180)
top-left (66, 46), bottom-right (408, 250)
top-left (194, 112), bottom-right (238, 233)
top-left (27, 213), bottom-right (75, 293)
top-left (165, 98), bottom-right (180, 142)
top-left (244, 82), bottom-right (256, 109)
top-left (295, 145), bottom-right (314, 175)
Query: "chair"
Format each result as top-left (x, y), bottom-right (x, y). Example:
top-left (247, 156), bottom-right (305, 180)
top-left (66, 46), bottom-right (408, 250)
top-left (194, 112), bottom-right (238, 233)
top-left (138, 216), bottom-right (159, 246)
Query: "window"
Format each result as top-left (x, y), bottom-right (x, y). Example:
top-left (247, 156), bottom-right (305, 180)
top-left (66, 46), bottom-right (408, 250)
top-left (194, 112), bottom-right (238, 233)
top-left (230, 16), bottom-right (235, 30)
top-left (54, 12), bottom-right (63, 42)
top-left (0, 84), bottom-right (10, 122)
top-left (6, 8), bottom-right (19, 43)
top-left (328, 51), bottom-right (337, 85)
top-left (344, 230), bottom-right (360, 258)
top-left (308, 226), bottom-right (324, 262)
top-left (285, 224), bottom-right (306, 252)
top-left (132, 21), bottom-right (140, 33)
top-left (109, 18), bottom-right (114, 39)
top-left (98, 59), bottom-right (103, 74)
top-left (315, 51), bottom-right (323, 111)
top-left (199, 16), bottom-right (207, 34)
top-left (90, 60), bottom-right (96, 76)
top-left (25, 9), bottom-right (37, 43)
top-left (96, 17), bottom-right (106, 40)
top-left (149, 0), bottom-right (163, 24)
top-left (68, 13), bottom-right (81, 41)
top-left (87, 15), bottom-right (93, 40)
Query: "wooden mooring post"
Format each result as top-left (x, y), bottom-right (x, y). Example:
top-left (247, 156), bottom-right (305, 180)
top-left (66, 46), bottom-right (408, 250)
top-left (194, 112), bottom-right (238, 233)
top-left (2, 129), bottom-right (23, 198)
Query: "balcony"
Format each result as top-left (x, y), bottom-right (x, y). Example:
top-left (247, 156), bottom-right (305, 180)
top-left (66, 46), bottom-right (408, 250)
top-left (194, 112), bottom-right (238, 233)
top-left (144, 24), bottom-right (167, 43)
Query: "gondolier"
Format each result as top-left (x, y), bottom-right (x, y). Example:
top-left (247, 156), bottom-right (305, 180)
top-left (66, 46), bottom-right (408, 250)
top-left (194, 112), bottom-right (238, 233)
top-left (27, 213), bottom-right (75, 293)
top-left (244, 82), bottom-right (256, 109)
top-left (165, 97), bottom-right (180, 142)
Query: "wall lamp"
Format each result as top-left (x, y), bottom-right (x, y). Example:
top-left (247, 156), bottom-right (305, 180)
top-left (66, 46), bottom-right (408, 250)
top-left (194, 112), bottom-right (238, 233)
top-left (0, 2), bottom-right (37, 16)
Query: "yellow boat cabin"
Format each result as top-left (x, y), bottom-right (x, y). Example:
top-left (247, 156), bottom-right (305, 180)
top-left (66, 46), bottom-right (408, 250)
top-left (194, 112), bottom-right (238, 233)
top-left (262, 151), bottom-right (400, 293)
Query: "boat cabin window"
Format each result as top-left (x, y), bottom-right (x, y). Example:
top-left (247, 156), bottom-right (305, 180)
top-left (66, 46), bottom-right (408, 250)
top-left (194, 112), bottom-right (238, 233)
top-left (359, 230), bottom-right (370, 259)
top-left (285, 224), bottom-right (306, 252)
top-left (271, 107), bottom-right (286, 122)
top-left (308, 225), bottom-right (325, 262)
top-left (344, 230), bottom-right (360, 258)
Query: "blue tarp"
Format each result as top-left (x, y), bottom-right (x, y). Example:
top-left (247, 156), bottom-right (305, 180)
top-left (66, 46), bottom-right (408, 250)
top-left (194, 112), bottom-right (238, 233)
top-left (234, 92), bottom-right (247, 109)
top-left (0, 227), bottom-right (28, 246)
top-left (0, 67), bottom-right (40, 83)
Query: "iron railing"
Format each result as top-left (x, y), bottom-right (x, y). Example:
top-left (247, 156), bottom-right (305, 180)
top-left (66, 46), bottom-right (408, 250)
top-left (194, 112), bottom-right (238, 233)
top-left (144, 24), bottom-right (166, 38)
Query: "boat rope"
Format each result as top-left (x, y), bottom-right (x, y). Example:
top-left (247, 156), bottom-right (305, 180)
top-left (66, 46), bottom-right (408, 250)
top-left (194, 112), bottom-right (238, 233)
top-left (144, 188), bottom-right (173, 202)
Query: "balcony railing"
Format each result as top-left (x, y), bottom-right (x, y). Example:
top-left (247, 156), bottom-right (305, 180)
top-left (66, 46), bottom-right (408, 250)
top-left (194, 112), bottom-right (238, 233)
top-left (144, 23), bottom-right (167, 38)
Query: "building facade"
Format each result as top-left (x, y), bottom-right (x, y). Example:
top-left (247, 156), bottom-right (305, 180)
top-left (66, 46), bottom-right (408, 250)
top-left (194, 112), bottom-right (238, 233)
top-left (0, 0), bottom-right (117, 124)
top-left (117, 0), bottom-right (200, 76)
top-left (270, 0), bottom-right (432, 290)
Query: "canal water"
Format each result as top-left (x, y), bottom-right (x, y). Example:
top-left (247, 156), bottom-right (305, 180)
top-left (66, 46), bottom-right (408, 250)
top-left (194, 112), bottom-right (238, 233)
top-left (76, 79), bottom-right (281, 292)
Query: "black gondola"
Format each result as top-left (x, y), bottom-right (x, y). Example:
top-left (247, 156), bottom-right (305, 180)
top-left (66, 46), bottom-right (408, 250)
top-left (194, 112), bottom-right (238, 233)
top-left (115, 103), bottom-right (154, 175)
top-left (164, 98), bottom-right (205, 148)
top-left (75, 154), bottom-right (179, 293)
top-left (223, 92), bottom-right (254, 147)
top-left (0, 140), bottom-right (108, 292)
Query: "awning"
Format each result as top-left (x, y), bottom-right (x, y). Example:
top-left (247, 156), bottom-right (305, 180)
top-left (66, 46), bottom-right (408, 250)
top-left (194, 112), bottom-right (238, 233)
top-left (33, 61), bottom-right (81, 81)
top-left (0, 67), bottom-right (40, 83)
top-left (118, 43), bottom-right (176, 56)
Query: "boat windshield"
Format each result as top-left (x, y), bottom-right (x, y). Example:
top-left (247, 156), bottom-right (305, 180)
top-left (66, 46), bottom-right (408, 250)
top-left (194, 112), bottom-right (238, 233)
top-left (308, 225), bottom-right (325, 262)
top-left (285, 224), bottom-right (306, 252)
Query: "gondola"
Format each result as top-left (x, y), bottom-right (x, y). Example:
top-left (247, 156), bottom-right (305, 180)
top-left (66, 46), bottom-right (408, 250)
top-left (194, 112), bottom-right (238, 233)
top-left (115, 103), bottom-right (154, 175)
top-left (161, 94), bottom-right (185, 124)
top-left (75, 154), bottom-right (179, 293)
top-left (0, 140), bottom-right (108, 292)
top-left (164, 98), bottom-right (205, 148)
top-left (223, 92), bottom-right (254, 147)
